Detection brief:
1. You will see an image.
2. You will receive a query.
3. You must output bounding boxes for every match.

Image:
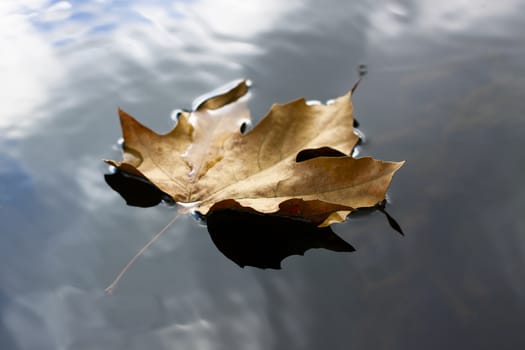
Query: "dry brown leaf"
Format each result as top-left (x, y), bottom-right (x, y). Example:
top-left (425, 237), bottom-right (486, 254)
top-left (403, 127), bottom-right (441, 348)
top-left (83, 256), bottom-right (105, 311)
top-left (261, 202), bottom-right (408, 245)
top-left (106, 80), bottom-right (404, 226)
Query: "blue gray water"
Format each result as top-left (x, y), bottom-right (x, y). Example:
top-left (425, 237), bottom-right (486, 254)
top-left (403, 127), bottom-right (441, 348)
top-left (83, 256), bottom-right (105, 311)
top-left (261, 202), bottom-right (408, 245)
top-left (1, 0), bottom-right (525, 349)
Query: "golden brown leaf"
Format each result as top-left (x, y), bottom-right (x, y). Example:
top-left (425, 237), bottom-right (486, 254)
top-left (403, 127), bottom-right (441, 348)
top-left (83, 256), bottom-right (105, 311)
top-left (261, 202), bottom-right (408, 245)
top-left (106, 80), bottom-right (404, 226)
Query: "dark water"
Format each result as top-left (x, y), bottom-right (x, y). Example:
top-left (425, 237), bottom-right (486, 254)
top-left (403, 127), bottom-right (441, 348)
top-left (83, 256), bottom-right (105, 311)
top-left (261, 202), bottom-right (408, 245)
top-left (2, 0), bottom-right (525, 349)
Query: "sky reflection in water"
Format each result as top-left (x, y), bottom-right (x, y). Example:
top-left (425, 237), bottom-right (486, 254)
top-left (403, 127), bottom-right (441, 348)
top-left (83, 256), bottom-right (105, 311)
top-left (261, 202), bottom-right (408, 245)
top-left (1, 0), bottom-right (525, 349)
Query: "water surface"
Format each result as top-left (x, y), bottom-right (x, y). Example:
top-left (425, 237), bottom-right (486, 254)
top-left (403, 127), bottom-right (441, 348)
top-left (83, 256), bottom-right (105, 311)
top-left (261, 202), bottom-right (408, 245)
top-left (1, 0), bottom-right (525, 349)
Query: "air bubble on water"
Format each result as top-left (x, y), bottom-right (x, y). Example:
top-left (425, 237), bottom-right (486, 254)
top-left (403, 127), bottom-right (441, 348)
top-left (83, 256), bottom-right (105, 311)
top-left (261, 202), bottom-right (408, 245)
top-left (306, 100), bottom-right (321, 106)
top-left (191, 211), bottom-right (207, 226)
top-left (111, 137), bottom-right (124, 151)
top-left (171, 109), bottom-right (184, 122)
top-left (240, 120), bottom-right (252, 133)
top-left (161, 195), bottom-right (176, 207)
top-left (352, 146), bottom-right (361, 157)
top-left (353, 128), bottom-right (366, 143)
top-left (177, 200), bottom-right (200, 212)
top-left (173, 201), bottom-right (206, 225)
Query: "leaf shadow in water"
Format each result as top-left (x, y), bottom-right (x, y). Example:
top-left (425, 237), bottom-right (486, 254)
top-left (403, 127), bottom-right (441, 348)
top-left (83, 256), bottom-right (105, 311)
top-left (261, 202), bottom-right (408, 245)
top-left (205, 201), bottom-right (402, 269)
top-left (105, 170), bottom-right (172, 207)
top-left (105, 169), bottom-right (403, 269)
top-left (205, 208), bottom-right (355, 269)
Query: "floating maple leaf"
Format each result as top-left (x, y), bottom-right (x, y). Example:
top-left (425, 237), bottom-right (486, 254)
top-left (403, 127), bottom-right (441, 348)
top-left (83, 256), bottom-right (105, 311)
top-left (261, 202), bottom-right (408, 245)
top-left (106, 80), bottom-right (404, 227)
top-left (103, 80), bottom-right (405, 289)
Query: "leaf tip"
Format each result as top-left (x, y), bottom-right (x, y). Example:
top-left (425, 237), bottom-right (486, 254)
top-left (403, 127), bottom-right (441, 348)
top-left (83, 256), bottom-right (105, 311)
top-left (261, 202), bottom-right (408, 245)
top-left (193, 79), bottom-right (250, 111)
top-left (117, 107), bottom-right (132, 121)
top-left (104, 159), bottom-right (119, 167)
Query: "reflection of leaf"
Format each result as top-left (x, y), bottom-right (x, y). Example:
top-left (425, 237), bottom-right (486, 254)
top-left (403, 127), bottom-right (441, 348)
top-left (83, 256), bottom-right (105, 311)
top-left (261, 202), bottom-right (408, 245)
top-left (377, 204), bottom-right (404, 235)
top-left (106, 80), bottom-right (404, 226)
top-left (206, 205), bottom-right (354, 269)
top-left (104, 169), bottom-right (169, 207)
top-left (206, 201), bottom-right (405, 269)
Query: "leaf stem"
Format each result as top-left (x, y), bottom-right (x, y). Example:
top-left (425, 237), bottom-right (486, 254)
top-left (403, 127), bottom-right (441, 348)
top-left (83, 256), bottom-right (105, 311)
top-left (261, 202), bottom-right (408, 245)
top-left (105, 212), bottom-right (180, 295)
top-left (351, 64), bottom-right (368, 94)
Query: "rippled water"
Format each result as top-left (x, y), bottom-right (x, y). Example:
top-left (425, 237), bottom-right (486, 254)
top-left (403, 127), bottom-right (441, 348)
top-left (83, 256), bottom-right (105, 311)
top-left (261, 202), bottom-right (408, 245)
top-left (2, 0), bottom-right (525, 349)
